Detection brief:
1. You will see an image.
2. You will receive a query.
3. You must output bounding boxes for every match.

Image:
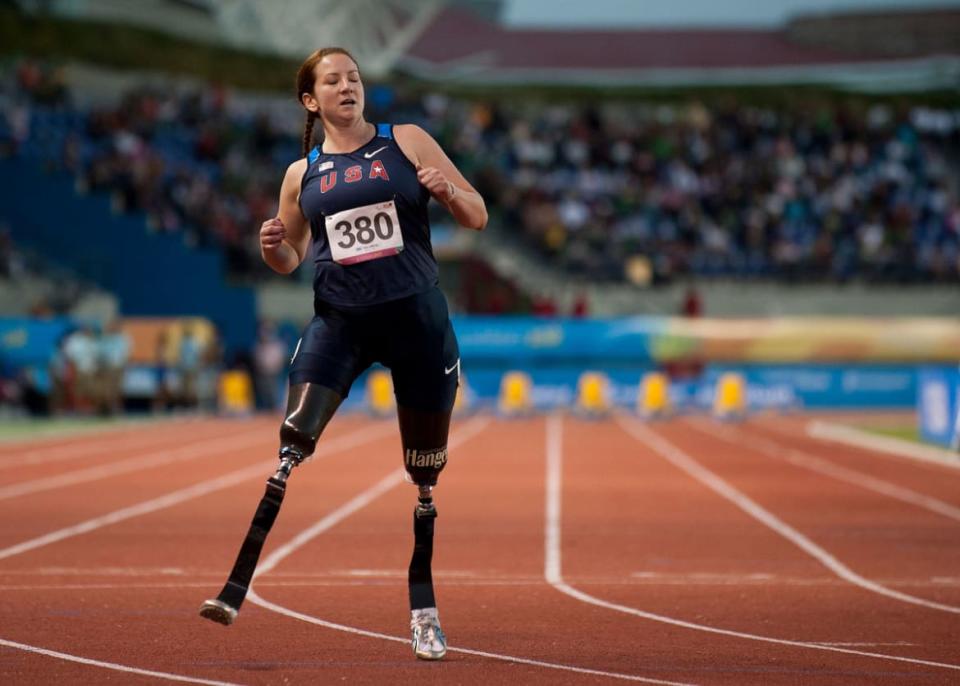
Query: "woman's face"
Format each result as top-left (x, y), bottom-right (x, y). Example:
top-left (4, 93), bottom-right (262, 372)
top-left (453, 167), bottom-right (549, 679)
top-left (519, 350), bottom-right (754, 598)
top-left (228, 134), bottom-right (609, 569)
top-left (305, 52), bottom-right (364, 125)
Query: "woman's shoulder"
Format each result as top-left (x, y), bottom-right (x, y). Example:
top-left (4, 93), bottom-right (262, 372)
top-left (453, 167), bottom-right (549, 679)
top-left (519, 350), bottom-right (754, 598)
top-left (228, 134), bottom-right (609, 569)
top-left (392, 123), bottom-right (430, 141)
top-left (278, 158), bottom-right (311, 202)
top-left (285, 157), bottom-right (310, 176)
top-left (392, 124), bottom-right (440, 166)
top-left (281, 157), bottom-right (310, 187)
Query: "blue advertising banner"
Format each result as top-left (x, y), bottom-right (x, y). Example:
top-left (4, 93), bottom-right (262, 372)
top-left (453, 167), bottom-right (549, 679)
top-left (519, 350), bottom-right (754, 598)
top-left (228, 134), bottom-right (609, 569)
top-left (451, 316), bottom-right (668, 363)
top-left (706, 364), bottom-right (919, 409)
top-left (1, 315), bottom-right (947, 411)
top-left (0, 318), bottom-right (74, 389)
top-left (345, 363), bottom-right (922, 411)
top-left (331, 318), bottom-right (940, 412)
top-left (918, 367), bottom-right (960, 448)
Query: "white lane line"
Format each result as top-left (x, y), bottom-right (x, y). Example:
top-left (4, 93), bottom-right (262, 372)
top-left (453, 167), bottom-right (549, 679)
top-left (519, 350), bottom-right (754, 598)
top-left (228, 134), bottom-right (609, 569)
top-left (689, 419), bottom-right (960, 523)
top-left (619, 417), bottom-right (960, 615)
top-left (249, 591), bottom-right (691, 685)
top-left (252, 470), bottom-right (405, 579)
top-left (807, 421), bottom-right (960, 470)
top-left (0, 420), bottom-right (234, 470)
top-left (544, 415), bottom-right (960, 673)
top-left (0, 637), bottom-right (244, 686)
top-left (0, 580), bottom-right (556, 591)
top-left (812, 642), bottom-right (916, 647)
top-left (0, 428), bottom-right (273, 501)
top-left (0, 423), bottom-right (396, 562)
top-left (252, 416), bottom-right (491, 579)
top-left (7, 566), bottom-right (190, 576)
top-left (248, 417), bottom-right (695, 685)
top-left (9, 575), bottom-right (960, 592)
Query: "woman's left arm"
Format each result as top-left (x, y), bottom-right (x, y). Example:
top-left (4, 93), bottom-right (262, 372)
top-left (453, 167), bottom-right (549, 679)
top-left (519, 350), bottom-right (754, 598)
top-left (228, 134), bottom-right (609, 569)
top-left (394, 124), bottom-right (488, 231)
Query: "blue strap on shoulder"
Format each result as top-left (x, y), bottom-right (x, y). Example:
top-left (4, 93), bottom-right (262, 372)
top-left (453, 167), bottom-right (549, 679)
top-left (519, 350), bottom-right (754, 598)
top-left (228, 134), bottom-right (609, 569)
top-left (307, 146), bottom-right (320, 164)
top-left (377, 123), bottom-right (393, 140)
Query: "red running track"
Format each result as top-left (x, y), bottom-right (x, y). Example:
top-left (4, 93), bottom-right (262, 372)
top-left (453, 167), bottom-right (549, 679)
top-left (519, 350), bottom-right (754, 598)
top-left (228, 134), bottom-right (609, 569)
top-left (0, 411), bottom-right (958, 685)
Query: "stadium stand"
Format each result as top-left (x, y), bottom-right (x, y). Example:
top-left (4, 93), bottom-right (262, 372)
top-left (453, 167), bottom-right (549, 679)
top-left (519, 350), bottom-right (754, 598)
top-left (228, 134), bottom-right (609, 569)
top-left (0, 1), bottom-right (957, 424)
top-left (4, 57), bottom-right (958, 299)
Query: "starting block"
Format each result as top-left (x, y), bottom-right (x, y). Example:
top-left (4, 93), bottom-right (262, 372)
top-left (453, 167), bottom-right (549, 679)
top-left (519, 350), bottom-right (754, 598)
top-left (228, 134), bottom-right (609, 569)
top-left (637, 371), bottom-right (671, 418)
top-left (366, 368), bottom-right (395, 417)
top-left (713, 372), bottom-right (747, 420)
top-left (453, 372), bottom-right (472, 415)
top-left (218, 370), bottom-right (254, 416)
top-left (498, 371), bottom-right (533, 416)
top-left (576, 371), bottom-right (612, 417)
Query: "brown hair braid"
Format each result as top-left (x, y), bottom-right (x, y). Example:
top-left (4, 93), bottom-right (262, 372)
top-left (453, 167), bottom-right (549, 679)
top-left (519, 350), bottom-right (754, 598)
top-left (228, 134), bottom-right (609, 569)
top-left (301, 111), bottom-right (318, 157)
top-left (296, 47), bottom-right (359, 156)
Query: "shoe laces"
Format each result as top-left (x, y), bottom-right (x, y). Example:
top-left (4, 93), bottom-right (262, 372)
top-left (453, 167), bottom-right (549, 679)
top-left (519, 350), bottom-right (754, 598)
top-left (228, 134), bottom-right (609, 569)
top-left (411, 608), bottom-right (444, 643)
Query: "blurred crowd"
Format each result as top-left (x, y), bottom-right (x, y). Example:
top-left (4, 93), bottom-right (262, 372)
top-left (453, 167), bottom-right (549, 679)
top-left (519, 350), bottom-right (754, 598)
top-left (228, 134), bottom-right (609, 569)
top-left (2, 58), bottom-right (959, 290)
top-left (0, 314), bottom-right (296, 419)
top-left (0, 224), bottom-right (95, 316)
top-left (48, 321), bottom-right (131, 416)
top-left (432, 95), bottom-right (960, 285)
top-left (0, 319), bottom-right (133, 418)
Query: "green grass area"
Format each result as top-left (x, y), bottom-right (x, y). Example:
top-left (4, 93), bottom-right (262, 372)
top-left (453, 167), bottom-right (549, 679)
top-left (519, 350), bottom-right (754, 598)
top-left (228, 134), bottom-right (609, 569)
top-left (862, 425), bottom-right (921, 443)
top-left (0, 416), bottom-right (154, 442)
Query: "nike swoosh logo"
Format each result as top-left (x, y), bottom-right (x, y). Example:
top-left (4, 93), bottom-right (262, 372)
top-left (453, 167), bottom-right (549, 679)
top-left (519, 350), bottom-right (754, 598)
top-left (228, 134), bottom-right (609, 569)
top-left (364, 146), bottom-right (388, 159)
top-left (444, 359), bottom-right (460, 376)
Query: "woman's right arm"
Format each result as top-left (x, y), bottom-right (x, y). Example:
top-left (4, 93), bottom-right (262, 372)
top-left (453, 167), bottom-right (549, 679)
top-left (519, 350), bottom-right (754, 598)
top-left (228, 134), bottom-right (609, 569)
top-left (260, 159), bottom-right (311, 274)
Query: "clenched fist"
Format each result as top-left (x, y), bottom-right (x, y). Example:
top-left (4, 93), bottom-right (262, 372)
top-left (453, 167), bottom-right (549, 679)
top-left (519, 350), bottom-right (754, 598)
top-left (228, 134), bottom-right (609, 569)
top-left (260, 216), bottom-right (286, 251)
top-left (416, 164), bottom-right (457, 204)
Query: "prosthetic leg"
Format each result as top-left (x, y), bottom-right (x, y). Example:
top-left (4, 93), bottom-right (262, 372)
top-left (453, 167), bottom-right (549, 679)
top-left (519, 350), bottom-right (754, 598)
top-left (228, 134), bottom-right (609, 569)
top-left (408, 481), bottom-right (447, 660)
top-left (199, 383), bottom-right (341, 625)
top-left (398, 405), bottom-right (451, 660)
top-left (198, 454), bottom-right (298, 625)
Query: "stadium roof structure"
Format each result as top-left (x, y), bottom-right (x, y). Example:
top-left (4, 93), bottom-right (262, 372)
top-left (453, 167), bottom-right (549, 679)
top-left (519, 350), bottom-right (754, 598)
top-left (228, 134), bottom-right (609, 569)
top-left (17, 0), bottom-right (447, 79)
top-left (20, 0), bottom-right (960, 91)
top-left (215, 0), bottom-right (445, 78)
top-left (400, 5), bottom-right (960, 91)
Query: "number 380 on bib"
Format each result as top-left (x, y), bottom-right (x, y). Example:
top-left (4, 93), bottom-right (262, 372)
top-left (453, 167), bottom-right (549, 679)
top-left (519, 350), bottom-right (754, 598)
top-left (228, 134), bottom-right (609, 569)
top-left (324, 199), bottom-right (405, 265)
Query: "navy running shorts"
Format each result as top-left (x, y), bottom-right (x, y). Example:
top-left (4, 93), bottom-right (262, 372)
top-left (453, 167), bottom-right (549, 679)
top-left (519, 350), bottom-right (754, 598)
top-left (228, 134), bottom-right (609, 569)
top-left (288, 286), bottom-right (460, 412)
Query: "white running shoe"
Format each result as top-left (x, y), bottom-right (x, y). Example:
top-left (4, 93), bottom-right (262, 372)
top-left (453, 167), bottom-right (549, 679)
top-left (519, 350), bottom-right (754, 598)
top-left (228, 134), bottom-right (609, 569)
top-left (410, 607), bottom-right (446, 660)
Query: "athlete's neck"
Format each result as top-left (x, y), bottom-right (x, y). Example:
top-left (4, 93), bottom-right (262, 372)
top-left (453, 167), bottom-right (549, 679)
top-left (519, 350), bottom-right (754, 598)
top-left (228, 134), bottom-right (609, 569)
top-left (321, 120), bottom-right (375, 154)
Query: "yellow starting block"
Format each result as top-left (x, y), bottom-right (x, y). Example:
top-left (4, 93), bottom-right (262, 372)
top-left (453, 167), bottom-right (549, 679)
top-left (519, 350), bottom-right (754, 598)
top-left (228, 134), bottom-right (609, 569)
top-left (366, 368), bottom-right (395, 416)
top-left (453, 372), bottom-right (471, 415)
top-left (218, 369), bottom-right (254, 416)
top-left (498, 371), bottom-right (533, 416)
top-left (576, 371), bottom-right (612, 417)
top-left (713, 372), bottom-right (747, 420)
top-left (637, 371), bottom-right (671, 418)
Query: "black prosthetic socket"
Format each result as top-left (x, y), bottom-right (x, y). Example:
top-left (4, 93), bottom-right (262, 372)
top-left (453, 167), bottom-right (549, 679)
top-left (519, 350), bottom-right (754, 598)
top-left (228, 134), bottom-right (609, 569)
top-left (280, 383), bottom-right (343, 460)
top-left (398, 405), bottom-right (452, 487)
top-left (408, 485), bottom-right (438, 610)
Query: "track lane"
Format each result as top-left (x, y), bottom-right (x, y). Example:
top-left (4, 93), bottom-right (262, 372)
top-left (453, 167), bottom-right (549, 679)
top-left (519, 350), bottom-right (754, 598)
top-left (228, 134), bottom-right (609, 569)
top-left (248, 416), bottom-right (702, 685)
top-left (0, 414), bottom-right (403, 685)
top-left (752, 417), bottom-right (960, 503)
top-left (3, 413), bottom-right (959, 685)
top-left (689, 418), bottom-right (960, 522)
top-left (556, 415), bottom-right (959, 680)
top-left (642, 417), bottom-right (960, 610)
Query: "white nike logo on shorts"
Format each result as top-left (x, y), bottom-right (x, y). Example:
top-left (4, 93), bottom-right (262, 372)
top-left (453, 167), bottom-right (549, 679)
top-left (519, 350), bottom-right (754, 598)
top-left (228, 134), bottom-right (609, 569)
top-left (444, 359), bottom-right (460, 376)
top-left (364, 146), bottom-right (388, 158)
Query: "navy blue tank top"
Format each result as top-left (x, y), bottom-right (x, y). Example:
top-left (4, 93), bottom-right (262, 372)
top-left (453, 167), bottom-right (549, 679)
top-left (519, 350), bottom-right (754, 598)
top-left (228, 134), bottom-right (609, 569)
top-left (299, 123), bottom-right (438, 307)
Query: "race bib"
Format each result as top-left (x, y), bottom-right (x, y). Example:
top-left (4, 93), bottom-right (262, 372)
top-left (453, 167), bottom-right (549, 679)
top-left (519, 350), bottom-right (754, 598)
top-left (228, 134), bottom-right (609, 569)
top-left (324, 200), bottom-right (404, 265)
